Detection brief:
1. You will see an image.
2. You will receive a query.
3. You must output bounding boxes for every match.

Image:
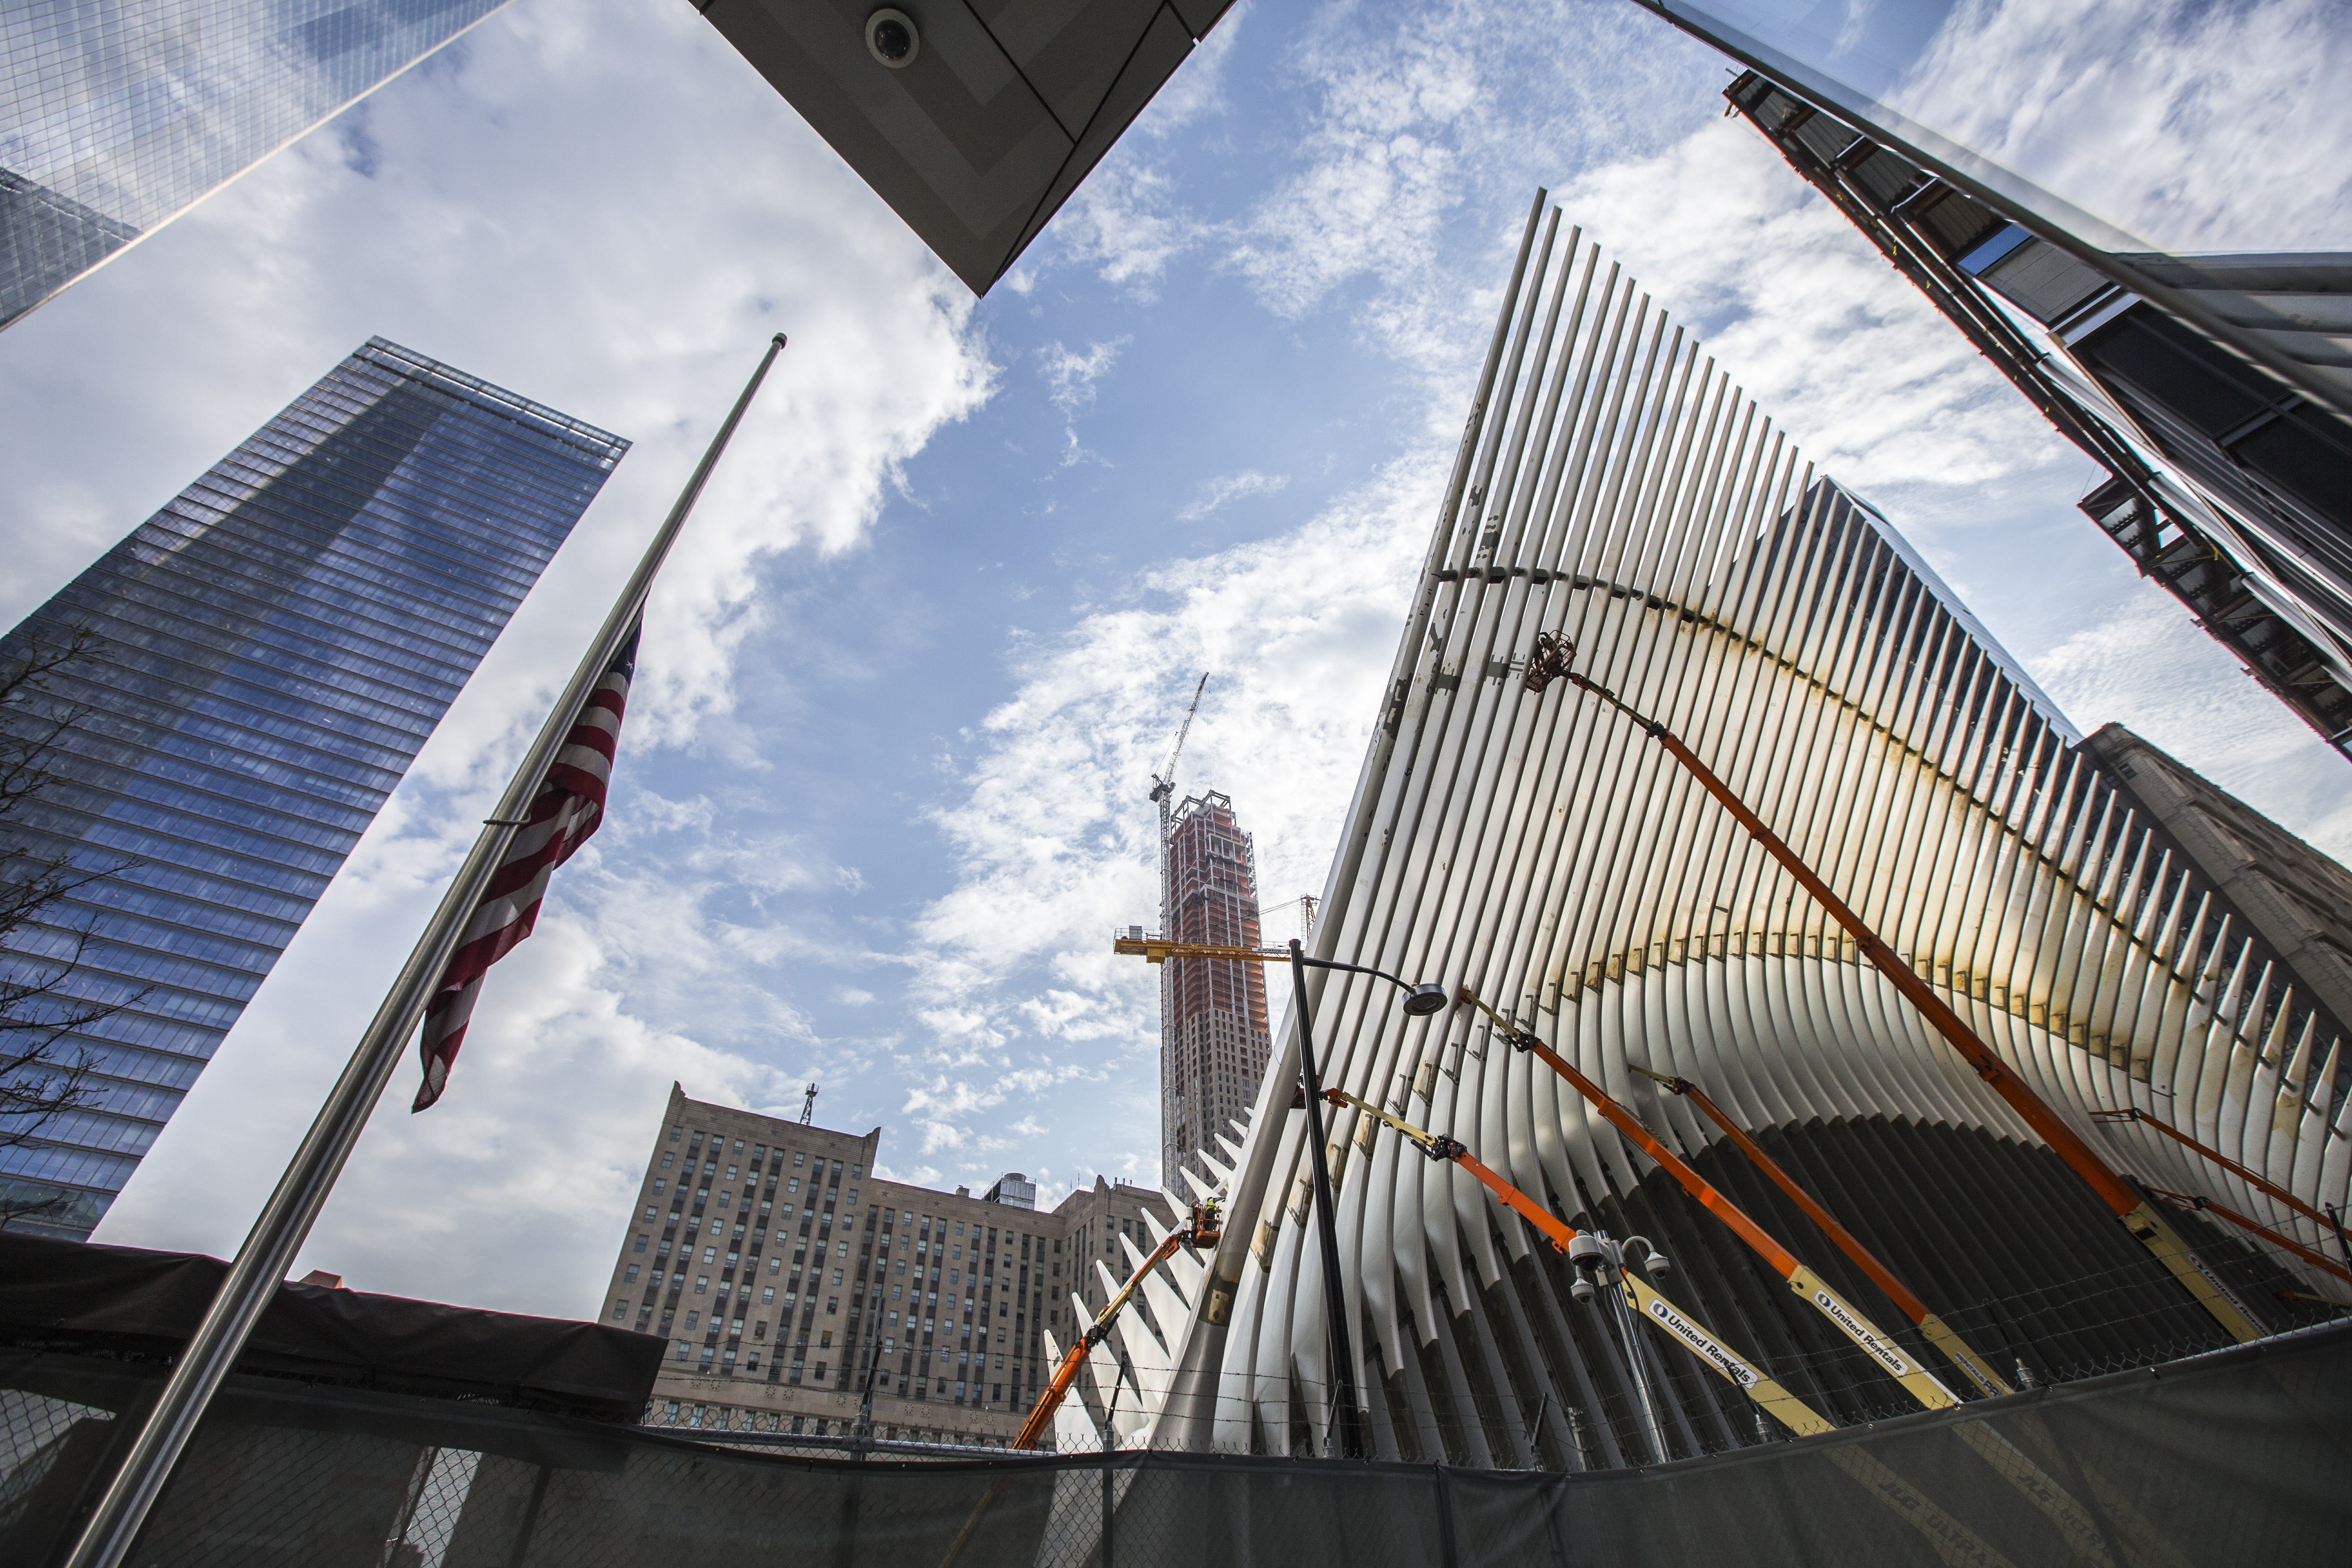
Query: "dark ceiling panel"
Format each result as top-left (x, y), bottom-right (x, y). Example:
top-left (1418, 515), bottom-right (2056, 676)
top-left (1004, 2), bottom-right (1192, 271)
top-left (695, 0), bottom-right (1234, 294)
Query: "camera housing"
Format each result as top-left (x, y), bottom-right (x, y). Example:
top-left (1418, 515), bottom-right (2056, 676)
top-left (865, 7), bottom-right (919, 68)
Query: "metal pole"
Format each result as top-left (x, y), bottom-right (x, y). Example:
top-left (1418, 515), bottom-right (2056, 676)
top-left (1287, 938), bottom-right (1365, 1459)
top-left (854, 1326), bottom-right (887, 1452)
top-left (57, 335), bottom-right (790, 1568)
top-left (1100, 1352), bottom-right (1127, 1568)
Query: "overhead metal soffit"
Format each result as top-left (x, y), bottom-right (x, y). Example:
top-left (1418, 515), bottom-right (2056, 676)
top-left (693, 0), bottom-right (1234, 294)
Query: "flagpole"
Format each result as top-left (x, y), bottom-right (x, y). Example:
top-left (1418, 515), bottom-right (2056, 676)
top-left (59, 333), bottom-right (789, 1568)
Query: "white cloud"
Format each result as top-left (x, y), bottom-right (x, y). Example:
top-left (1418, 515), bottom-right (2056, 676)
top-left (1890, 0), bottom-right (2352, 252)
top-left (1177, 469), bottom-right (1290, 522)
top-left (2029, 586), bottom-right (2352, 861)
top-left (896, 454), bottom-right (1439, 1160)
top-left (44, 0), bottom-right (990, 1302)
top-left (1555, 120), bottom-right (2063, 492)
top-left (1038, 337), bottom-right (1132, 415)
top-left (1049, 162), bottom-right (1202, 297)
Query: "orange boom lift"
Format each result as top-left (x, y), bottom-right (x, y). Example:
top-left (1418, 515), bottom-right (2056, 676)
top-left (1320, 1086), bottom-right (1837, 1436)
top-left (1013, 1201), bottom-right (1221, 1450)
top-left (1624, 1061), bottom-right (2015, 1396)
top-left (1522, 630), bottom-right (2265, 1345)
top-left (1454, 987), bottom-right (1968, 1412)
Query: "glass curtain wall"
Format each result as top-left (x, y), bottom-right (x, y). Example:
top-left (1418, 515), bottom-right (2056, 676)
top-left (2, 0), bottom-right (510, 326)
top-left (0, 337), bottom-right (627, 1237)
top-left (1641, 0), bottom-right (2352, 419)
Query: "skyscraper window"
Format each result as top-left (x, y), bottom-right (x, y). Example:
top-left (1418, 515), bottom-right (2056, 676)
top-left (2, 0), bottom-right (512, 326)
top-left (0, 337), bottom-right (625, 1237)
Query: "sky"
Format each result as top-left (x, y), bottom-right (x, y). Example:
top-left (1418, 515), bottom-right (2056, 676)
top-left (1, 0), bottom-right (2343, 1319)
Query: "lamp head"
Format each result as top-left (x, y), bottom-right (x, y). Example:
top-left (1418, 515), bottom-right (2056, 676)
top-left (1400, 983), bottom-right (1450, 1017)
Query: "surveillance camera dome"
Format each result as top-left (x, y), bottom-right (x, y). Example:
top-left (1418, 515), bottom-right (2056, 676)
top-left (1645, 1253), bottom-right (1671, 1280)
top-left (1569, 1275), bottom-right (1596, 1304)
top-left (866, 7), bottom-right (919, 68)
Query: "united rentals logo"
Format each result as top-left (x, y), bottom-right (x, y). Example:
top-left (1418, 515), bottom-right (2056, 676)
top-left (1646, 1298), bottom-right (1758, 1388)
top-left (1813, 1289), bottom-right (1911, 1375)
top-left (2182, 1249), bottom-right (2255, 1320)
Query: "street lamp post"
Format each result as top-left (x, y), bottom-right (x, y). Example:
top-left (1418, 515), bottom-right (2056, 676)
top-left (1284, 937), bottom-right (1449, 1460)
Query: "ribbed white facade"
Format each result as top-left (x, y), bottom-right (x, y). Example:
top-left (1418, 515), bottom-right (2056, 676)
top-left (1051, 198), bottom-right (2351, 1465)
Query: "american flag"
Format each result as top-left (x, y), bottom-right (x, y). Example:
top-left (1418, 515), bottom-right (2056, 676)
top-left (411, 625), bottom-right (639, 1112)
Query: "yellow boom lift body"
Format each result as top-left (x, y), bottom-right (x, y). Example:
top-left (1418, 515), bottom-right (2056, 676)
top-left (1455, 990), bottom-right (1967, 1414)
top-left (1323, 1086), bottom-right (1838, 1438)
top-left (1523, 632), bottom-right (2265, 1345)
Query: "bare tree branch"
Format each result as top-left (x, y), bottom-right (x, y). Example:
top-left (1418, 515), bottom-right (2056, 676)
top-left (0, 625), bottom-right (153, 1226)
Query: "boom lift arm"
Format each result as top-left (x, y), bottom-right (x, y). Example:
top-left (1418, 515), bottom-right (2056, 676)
top-left (1323, 1087), bottom-right (1837, 1438)
top-left (1458, 989), bottom-right (1964, 1412)
top-left (1107, 933), bottom-right (1960, 1410)
top-left (1524, 630), bottom-right (2264, 1345)
top-left (1627, 1063), bottom-right (2014, 1396)
top-left (1014, 1202), bottom-right (1221, 1450)
top-left (2090, 1108), bottom-right (2352, 1284)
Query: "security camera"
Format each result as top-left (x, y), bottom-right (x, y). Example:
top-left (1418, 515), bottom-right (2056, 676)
top-left (866, 7), bottom-right (919, 68)
top-left (1570, 1274), bottom-right (1596, 1304)
top-left (1644, 1252), bottom-right (1671, 1282)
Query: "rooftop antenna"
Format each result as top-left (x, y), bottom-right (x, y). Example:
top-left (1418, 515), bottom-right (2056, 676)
top-left (800, 1083), bottom-right (818, 1125)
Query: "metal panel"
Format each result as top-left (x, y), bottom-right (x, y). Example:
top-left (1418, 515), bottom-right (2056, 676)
top-left (693, 0), bottom-right (1230, 294)
top-left (1100, 202), bottom-right (2352, 1466)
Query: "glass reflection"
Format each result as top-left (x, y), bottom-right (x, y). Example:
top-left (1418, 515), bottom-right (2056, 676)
top-left (1671, 0), bottom-right (2350, 253)
top-left (0, 339), bottom-right (626, 1237)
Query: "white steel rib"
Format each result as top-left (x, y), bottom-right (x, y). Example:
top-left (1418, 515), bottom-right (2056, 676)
top-left (1109, 194), bottom-right (2352, 1466)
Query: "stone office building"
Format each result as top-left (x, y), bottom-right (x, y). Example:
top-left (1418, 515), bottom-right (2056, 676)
top-left (599, 1083), bottom-right (1168, 1447)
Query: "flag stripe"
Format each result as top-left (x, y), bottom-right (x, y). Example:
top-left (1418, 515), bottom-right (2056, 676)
top-left (412, 626), bottom-right (638, 1112)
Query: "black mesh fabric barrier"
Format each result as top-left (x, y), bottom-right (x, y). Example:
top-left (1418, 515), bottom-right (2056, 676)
top-left (0, 1235), bottom-right (662, 1421)
top-left (4, 1322), bottom-right (2345, 1568)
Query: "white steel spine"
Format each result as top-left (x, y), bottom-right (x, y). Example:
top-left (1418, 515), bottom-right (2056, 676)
top-left (1073, 205), bottom-right (2352, 1465)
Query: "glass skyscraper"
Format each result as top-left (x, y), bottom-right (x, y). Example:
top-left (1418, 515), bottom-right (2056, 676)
top-left (1638, 1), bottom-right (2352, 416)
top-left (0, 337), bottom-right (627, 1238)
top-left (1, 0), bottom-right (509, 328)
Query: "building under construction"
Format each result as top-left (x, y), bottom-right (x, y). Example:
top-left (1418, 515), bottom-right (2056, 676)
top-left (1158, 792), bottom-right (1274, 1196)
top-left (1073, 199), bottom-right (2349, 1471)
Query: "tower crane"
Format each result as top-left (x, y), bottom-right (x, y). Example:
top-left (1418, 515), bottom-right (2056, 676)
top-left (1148, 673), bottom-right (1209, 854)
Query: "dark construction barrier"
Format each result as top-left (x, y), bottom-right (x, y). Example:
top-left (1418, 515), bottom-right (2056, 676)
top-left (5, 1321), bottom-right (2347, 1568)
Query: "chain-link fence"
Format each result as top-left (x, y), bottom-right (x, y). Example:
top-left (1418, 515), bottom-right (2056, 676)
top-left (5, 1320), bottom-right (2346, 1567)
top-left (618, 1216), bottom-right (2347, 1470)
